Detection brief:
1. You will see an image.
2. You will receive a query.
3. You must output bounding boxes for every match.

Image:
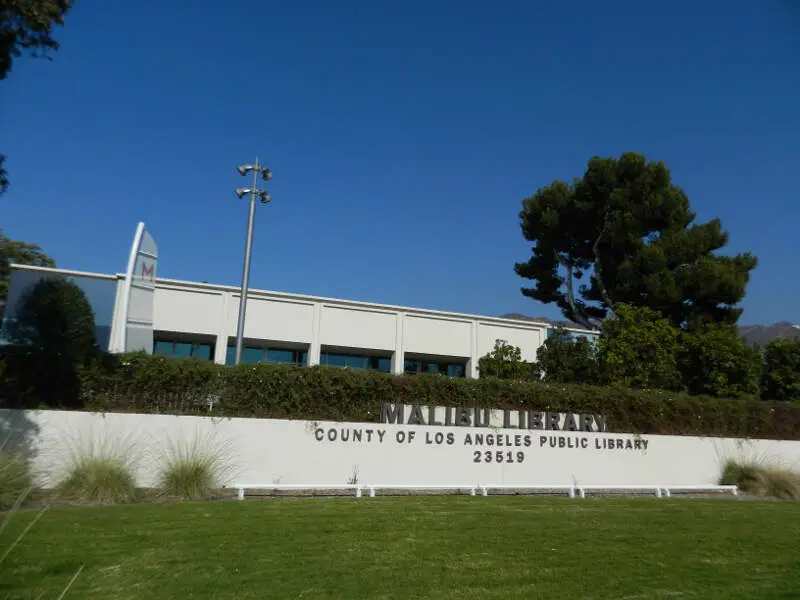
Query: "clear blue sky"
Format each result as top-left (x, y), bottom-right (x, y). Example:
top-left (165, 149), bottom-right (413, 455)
top-left (2, 0), bottom-right (799, 325)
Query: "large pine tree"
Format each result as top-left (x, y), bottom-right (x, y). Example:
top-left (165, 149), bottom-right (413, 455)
top-left (515, 152), bottom-right (757, 330)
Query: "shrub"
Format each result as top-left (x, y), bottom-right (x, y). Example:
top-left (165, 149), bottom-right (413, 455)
top-left (158, 434), bottom-right (232, 500)
top-left (62, 352), bottom-right (800, 440)
top-left (478, 340), bottom-right (532, 380)
top-left (762, 339), bottom-right (800, 401)
top-left (598, 304), bottom-right (682, 390)
top-left (533, 327), bottom-right (600, 384)
top-left (719, 459), bottom-right (800, 500)
top-left (0, 346), bottom-right (33, 408)
top-left (679, 324), bottom-right (762, 398)
top-left (4, 349), bottom-right (800, 441)
top-left (57, 436), bottom-right (138, 504)
top-left (0, 449), bottom-right (32, 510)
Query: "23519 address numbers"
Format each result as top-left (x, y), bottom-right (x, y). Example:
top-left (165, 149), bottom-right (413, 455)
top-left (473, 450), bottom-right (525, 463)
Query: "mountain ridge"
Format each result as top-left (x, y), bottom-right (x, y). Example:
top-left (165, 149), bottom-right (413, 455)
top-left (499, 313), bottom-right (800, 346)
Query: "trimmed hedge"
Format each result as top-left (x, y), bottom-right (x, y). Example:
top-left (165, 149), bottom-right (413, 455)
top-left (2, 352), bottom-right (796, 440)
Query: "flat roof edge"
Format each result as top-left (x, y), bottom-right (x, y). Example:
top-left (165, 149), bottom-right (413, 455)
top-left (150, 275), bottom-right (558, 328)
top-left (10, 263), bottom-right (119, 281)
top-left (11, 264), bottom-right (598, 333)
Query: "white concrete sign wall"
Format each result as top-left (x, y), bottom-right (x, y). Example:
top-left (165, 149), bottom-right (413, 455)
top-left (3, 409), bottom-right (800, 489)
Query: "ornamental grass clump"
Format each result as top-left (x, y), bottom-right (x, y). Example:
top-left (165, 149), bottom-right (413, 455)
top-left (158, 433), bottom-right (233, 500)
top-left (720, 459), bottom-right (800, 500)
top-left (57, 434), bottom-right (138, 505)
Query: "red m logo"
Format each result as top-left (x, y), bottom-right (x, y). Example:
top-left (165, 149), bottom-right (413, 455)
top-left (141, 262), bottom-right (155, 280)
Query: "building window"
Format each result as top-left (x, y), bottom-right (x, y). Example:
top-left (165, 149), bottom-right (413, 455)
top-left (320, 352), bottom-right (391, 373)
top-left (153, 339), bottom-right (214, 361)
top-left (225, 345), bottom-right (308, 366)
top-left (404, 359), bottom-right (466, 378)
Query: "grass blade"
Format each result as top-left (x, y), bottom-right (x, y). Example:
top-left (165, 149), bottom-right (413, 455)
top-left (55, 564), bottom-right (85, 600)
top-left (0, 505), bottom-right (47, 566)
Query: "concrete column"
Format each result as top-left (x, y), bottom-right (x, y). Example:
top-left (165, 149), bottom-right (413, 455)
top-left (468, 320), bottom-right (479, 379)
top-left (307, 302), bottom-right (322, 366)
top-left (534, 327), bottom-right (547, 361)
top-left (391, 312), bottom-right (405, 375)
top-left (214, 292), bottom-right (231, 365)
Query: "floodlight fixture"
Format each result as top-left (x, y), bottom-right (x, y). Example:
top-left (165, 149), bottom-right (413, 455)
top-left (232, 157), bottom-right (274, 366)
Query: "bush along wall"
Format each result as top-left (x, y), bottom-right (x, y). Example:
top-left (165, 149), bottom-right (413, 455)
top-left (2, 352), bottom-right (800, 441)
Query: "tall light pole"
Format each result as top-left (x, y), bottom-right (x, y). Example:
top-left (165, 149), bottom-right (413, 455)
top-left (234, 158), bottom-right (273, 365)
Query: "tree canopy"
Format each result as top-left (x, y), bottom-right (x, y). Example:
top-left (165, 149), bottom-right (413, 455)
top-left (598, 303), bottom-right (682, 391)
top-left (762, 339), bottom-right (800, 401)
top-left (1, 0), bottom-right (73, 194)
top-left (0, 229), bottom-right (56, 313)
top-left (532, 328), bottom-right (600, 385)
top-left (515, 152), bottom-right (757, 330)
top-left (678, 323), bottom-right (762, 398)
top-left (1, 0), bottom-right (72, 80)
top-left (0, 155), bottom-right (8, 195)
top-left (477, 339), bottom-right (531, 380)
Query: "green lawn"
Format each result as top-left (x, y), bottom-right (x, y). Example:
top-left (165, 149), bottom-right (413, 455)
top-left (1, 497), bottom-right (799, 599)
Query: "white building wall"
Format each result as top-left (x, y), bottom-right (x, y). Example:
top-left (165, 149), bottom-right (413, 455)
top-left (154, 286), bottom-right (224, 337)
top-left (8, 409), bottom-right (799, 490)
top-left (318, 305), bottom-right (396, 352)
top-left (226, 295), bottom-right (315, 344)
top-left (143, 276), bottom-right (567, 376)
top-left (309, 303), bottom-right (322, 366)
top-left (213, 293), bottom-right (232, 364)
top-left (9, 266), bottom-right (599, 378)
top-left (403, 315), bottom-right (472, 357)
top-left (476, 322), bottom-right (546, 363)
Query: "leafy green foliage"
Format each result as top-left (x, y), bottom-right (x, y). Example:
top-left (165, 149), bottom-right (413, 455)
top-left (598, 304), bottom-right (682, 390)
top-left (477, 339), bottom-right (532, 380)
top-left (0, 352), bottom-right (781, 440)
top-left (7, 277), bottom-right (97, 407)
top-left (532, 328), bottom-right (600, 384)
top-left (0, 230), bottom-right (56, 312)
top-left (515, 152), bottom-right (757, 329)
top-left (679, 324), bottom-right (762, 397)
top-left (4, 336), bottom-right (800, 440)
top-left (0, 0), bottom-right (72, 81)
top-left (0, 154), bottom-right (8, 195)
top-left (719, 459), bottom-right (800, 500)
top-left (762, 339), bottom-right (800, 401)
top-left (0, 449), bottom-right (32, 510)
top-left (1, 1), bottom-right (73, 195)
